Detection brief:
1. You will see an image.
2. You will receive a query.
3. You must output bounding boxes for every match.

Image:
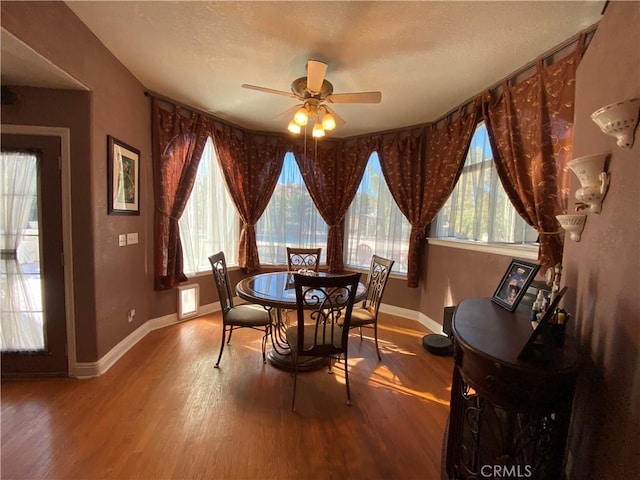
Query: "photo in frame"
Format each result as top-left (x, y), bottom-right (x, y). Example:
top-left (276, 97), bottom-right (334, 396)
top-left (491, 259), bottom-right (540, 311)
top-left (108, 135), bottom-right (140, 215)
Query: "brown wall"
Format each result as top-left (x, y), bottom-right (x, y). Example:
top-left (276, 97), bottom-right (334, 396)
top-left (563, 2), bottom-right (640, 478)
top-left (419, 244), bottom-right (532, 322)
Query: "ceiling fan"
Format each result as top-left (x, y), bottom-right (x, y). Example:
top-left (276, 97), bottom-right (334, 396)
top-left (242, 59), bottom-right (382, 137)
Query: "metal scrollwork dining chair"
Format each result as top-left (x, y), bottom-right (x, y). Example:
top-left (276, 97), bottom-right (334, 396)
top-left (286, 272), bottom-right (361, 412)
top-left (346, 255), bottom-right (394, 360)
top-left (208, 251), bottom-right (272, 368)
top-left (286, 247), bottom-right (322, 272)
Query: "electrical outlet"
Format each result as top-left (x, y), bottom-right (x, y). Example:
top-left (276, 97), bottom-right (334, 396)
top-left (127, 309), bottom-right (135, 323)
top-left (118, 234), bottom-right (127, 247)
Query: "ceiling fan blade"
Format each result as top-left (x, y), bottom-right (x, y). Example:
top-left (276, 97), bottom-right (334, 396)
top-left (272, 104), bottom-right (303, 121)
top-left (242, 83), bottom-right (298, 99)
top-left (306, 60), bottom-right (328, 94)
top-left (323, 105), bottom-right (346, 127)
top-left (327, 91), bottom-right (382, 104)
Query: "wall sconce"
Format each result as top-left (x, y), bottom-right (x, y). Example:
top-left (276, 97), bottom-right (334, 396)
top-left (556, 214), bottom-right (587, 242)
top-left (567, 153), bottom-right (609, 214)
top-left (591, 98), bottom-right (640, 150)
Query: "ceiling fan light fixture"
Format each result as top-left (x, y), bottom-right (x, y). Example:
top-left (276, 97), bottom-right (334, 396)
top-left (312, 121), bottom-right (325, 138)
top-left (287, 120), bottom-right (301, 134)
top-left (321, 112), bottom-right (336, 131)
top-left (293, 107), bottom-right (309, 126)
top-left (242, 59), bottom-right (381, 138)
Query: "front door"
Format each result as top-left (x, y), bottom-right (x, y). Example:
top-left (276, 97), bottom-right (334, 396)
top-left (1, 134), bottom-right (68, 375)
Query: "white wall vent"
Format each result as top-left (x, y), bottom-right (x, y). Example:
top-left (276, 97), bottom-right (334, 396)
top-left (177, 284), bottom-right (200, 320)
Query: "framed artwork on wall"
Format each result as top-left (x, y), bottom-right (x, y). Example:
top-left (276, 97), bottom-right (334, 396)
top-left (107, 135), bottom-right (140, 215)
top-left (491, 259), bottom-right (540, 311)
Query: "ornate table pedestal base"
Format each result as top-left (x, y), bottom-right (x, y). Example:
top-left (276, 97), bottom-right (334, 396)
top-left (267, 349), bottom-right (329, 372)
top-left (235, 272), bottom-right (366, 374)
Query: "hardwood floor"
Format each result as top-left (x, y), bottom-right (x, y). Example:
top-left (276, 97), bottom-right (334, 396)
top-left (1, 311), bottom-right (454, 480)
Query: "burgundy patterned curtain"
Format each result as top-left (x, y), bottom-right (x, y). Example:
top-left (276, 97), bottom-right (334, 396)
top-left (482, 37), bottom-right (583, 272)
top-left (152, 98), bottom-right (211, 289)
top-left (292, 137), bottom-right (374, 272)
top-left (423, 99), bottom-right (481, 221)
top-left (378, 100), bottom-right (478, 287)
top-left (377, 128), bottom-right (427, 287)
top-left (211, 122), bottom-right (287, 272)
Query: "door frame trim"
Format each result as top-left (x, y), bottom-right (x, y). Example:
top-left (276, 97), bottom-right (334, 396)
top-left (1, 124), bottom-right (77, 376)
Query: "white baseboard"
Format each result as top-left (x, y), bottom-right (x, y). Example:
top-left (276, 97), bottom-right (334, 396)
top-left (71, 299), bottom-right (440, 378)
top-left (378, 303), bottom-right (443, 335)
top-left (417, 312), bottom-right (444, 335)
top-left (71, 301), bottom-right (221, 378)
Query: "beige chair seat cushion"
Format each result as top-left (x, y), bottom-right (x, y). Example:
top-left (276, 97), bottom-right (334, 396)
top-left (226, 304), bottom-right (271, 327)
top-left (346, 307), bottom-right (376, 328)
top-left (285, 325), bottom-right (345, 353)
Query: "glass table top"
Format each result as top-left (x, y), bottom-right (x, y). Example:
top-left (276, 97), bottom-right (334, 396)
top-left (236, 271), bottom-right (366, 309)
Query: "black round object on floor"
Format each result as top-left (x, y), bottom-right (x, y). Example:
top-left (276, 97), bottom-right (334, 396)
top-left (422, 334), bottom-right (453, 356)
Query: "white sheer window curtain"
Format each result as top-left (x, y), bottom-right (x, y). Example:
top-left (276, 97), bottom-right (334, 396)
top-left (436, 123), bottom-right (538, 243)
top-left (1, 151), bottom-right (44, 351)
top-left (345, 152), bottom-right (411, 274)
top-left (256, 152), bottom-right (328, 265)
top-left (180, 137), bottom-right (239, 274)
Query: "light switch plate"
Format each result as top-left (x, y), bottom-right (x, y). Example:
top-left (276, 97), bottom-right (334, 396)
top-left (118, 234), bottom-right (127, 247)
top-left (126, 232), bottom-right (139, 245)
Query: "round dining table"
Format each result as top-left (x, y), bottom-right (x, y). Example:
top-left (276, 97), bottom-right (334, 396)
top-left (236, 271), bottom-right (367, 371)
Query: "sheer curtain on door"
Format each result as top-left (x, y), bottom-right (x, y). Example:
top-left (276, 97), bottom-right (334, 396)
top-left (1, 151), bottom-right (44, 351)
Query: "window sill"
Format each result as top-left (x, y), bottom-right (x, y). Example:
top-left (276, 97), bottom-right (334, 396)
top-left (426, 238), bottom-right (538, 260)
top-left (344, 265), bottom-right (407, 280)
top-left (183, 264), bottom-right (241, 279)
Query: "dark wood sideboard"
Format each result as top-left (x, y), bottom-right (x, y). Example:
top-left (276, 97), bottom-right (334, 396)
top-left (443, 297), bottom-right (581, 480)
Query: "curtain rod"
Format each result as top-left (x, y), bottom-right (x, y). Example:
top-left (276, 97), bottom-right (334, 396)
top-left (434, 22), bottom-right (599, 125)
top-left (144, 90), bottom-right (215, 118)
top-left (145, 88), bottom-right (427, 141)
top-left (144, 90), bottom-right (291, 139)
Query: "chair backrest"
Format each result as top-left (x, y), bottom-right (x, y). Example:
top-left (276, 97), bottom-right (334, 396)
top-left (292, 272), bottom-right (361, 357)
top-left (356, 243), bottom-right (373, 266)
top-left (362, 255), bottom-right (395, 316)
top-left (287, 247), bottom-right (322, 272)
top-left (209, 252), bottom-right (234, 313)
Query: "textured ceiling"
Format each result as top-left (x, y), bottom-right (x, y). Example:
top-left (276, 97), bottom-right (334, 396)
top-left (4, 1), bottom-right (604, 137)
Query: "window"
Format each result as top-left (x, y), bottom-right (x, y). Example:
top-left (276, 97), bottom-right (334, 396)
top-left (436, 123), bottom-right (537, 244)
top-left (344, 152), bottom-right (411, 274)
top-left (256, 152), bottom-right (328, 265)
top-left (179, 137), bottom-right (239, 274)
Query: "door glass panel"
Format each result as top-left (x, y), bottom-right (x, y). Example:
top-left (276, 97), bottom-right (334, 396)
top-left (1, 150), bottom-right (45, 351)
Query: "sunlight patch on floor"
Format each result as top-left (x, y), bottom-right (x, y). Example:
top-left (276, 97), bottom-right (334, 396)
top-left (355, 334), bottom-right (418, 356)
top-left (369, 363), bottom-right (449, 406)
top-left (324, 357), bottom-right (450, 407)
top-left (378, 323), bottom-right (430, 339)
